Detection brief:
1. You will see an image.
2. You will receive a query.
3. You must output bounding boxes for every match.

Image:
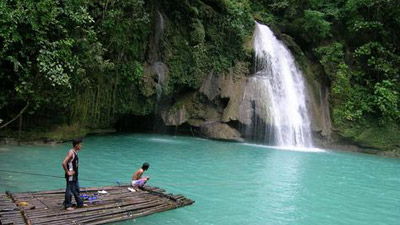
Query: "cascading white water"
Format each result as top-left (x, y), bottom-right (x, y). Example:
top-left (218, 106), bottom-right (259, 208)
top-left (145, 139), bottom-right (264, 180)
top-left (252, 22), bottom-right (313, 147)
top-left (154, 10), bottom-right (164, 48)
top-left (152, 10), bottom-right (167, 100)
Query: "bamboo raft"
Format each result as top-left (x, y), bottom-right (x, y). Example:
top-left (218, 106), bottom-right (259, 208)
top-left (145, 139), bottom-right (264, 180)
top-left (0, 185), bottom-right (194, 225)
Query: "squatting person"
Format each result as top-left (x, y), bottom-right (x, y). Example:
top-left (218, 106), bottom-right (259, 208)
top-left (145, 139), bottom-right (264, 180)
top-left (131, 162), bottom-right (150, 191)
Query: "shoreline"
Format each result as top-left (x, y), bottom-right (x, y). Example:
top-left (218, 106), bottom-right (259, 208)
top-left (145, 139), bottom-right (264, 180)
top-left (0, 128), bottom-right (117, 146)
top-left (1, 131), bottom-right (399, 158)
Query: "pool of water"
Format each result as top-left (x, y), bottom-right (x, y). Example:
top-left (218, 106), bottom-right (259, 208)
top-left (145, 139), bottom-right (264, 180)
top-left (0, 134), bottom-right (399, 225)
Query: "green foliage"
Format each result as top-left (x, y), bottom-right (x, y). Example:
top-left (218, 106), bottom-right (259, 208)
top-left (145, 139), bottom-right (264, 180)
top-left (0, 0), bottom-right (152, 131)
top-left (331, 63), bottom-right (373, 123)
top-left (339, 122), bottom-right (400, 152)
top-left (373, 80), bottom-right (400, 122)
top-left (1, 0), bottom-right (254, 134)
top-left (302, 10), bottom-right (331, 41)
top-left (314, 42), bottom-right (344, 78)
top-left (70, 0), bottom-right (152, 127)
top-left (353, 42), bottom-right (399, 81)
top-left (190, 19), bottom-right (205, 45)
top-left (0, 0), bottom-right (102, 119)
top-left (253, 0), bottom-right (400, 133)
top-left (37, 39), bottom-right (77, 88)
top-left (1, 0), bottom-right (398, 148)
top-left (162, 0), bottom-right (253, 93)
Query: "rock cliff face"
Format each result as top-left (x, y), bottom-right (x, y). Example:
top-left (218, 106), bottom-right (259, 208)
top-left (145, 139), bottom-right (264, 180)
top-left (158, 57), bottom-right (333, 144)
top-left (200, 122), bottom-right (244, 142)
top-left (134, 5), bottom-right (399, 152)
top-left (153, 19), bottom-right (333, 145)
top-left (148, 22), bottom-right (396, 153)
top-left (157, 62), bottom-right (249, 141)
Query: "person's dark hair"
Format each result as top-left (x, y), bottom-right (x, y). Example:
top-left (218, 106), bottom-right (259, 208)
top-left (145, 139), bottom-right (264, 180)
top-left (72, 138), bottom-right (83, 147)
top-left (142, 162), bottom-right (150, 170)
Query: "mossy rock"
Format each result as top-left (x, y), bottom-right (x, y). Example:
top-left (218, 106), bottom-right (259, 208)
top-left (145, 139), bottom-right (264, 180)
top-left (190, 19), bottom-right (205, 45)
top-left (243, 31), bottom-right (254, 55)
top-left (338, 122), bottom-right (400, 151)
top-left (164, 92), bottom-right (208, 123)
top-left (232, 61), bottom-right (250, 80)
top-left (140, 63), bottom-right (159, 97)
top-left (279, 34), bottom-right (303, 57)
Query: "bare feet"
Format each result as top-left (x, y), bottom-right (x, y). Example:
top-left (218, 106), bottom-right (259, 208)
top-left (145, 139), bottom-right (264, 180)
top-left (66, 207), bottom-right (75, 211)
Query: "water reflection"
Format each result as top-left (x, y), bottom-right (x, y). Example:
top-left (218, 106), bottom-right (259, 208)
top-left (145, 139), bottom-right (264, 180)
top-left (241, 143), bottom-right (326, 153)
top-left (261, 150), bottom-right (307, 222)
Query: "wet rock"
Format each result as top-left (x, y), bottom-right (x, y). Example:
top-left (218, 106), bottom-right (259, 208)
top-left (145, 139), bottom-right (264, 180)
top-left (161, 106), bottom-right (188, 126)
top-left (200, 122), bottom-right (244, 142)
top-left (187, 119), bottom-right (204, 127)
top-left (221, 77), bottom-right (250, 124)
top-left (279, 33), bottom-right (303, 57)
top-left (140, 62), bottom-right (169, 97)
top-left (140, 63), bottom-right (159, 97)
top-left (200, 72), bottom-right (220, 101)
top-left (306, 80), bottom-right (332, 139)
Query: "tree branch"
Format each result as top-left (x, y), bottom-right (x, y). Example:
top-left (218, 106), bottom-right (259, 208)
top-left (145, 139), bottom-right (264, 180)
top-left (0, 101), bottom-right (30, 129)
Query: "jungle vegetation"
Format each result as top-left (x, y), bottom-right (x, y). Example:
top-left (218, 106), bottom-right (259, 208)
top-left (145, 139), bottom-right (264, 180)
top-left (0, 0), bottom-right (399, 150)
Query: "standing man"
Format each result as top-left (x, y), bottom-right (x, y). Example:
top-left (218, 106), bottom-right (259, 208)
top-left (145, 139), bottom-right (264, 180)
top-left (62, 138), bottom-right (86, 210)
top-left (131, 162), bottom-right (150, 191)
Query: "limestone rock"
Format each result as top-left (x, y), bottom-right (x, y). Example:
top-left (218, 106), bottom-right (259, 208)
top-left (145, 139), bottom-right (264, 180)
top-left (221, 75), bottom-right (271, 126)
top-left (221, 77), bottom-right (250, 124)
top-left (306, 80), bottom-right (332, 138)
top-left (205, 105), bottom-right (221, 122)
top-left (140, 62), bottom-right (169, 97)
top-left (232, 61), bottom-right (250, 81)
top-left (161, 106), bottom-right (188, 126)
top-left (187, 119), bottom-right (204, 127)
top-left (200, 72), bottom-right (220, 101)
top-left (161, 92), bottom-right (211, 127)
top-left (200, 122), bottom-right (244, 142)
top-left (140, 63), bottom-right (158, 97)
top-left (219, 73), bottom-right (235, 98)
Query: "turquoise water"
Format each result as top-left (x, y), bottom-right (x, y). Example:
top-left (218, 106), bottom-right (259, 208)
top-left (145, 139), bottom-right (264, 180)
top-left (0, 134), bottom-right (399, 225)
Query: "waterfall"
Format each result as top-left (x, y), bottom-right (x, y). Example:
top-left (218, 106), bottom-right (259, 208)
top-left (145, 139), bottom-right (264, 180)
top-left (154, 10), bottom-right (164, 48)
top-left (152, 10), bottom-right (170, 132)
top-left (154, 61), bottom-right (166, 100)
top-left (251, 22), bottom-right (313, 147)
top-left (152, 10), bottom-right (167, 100)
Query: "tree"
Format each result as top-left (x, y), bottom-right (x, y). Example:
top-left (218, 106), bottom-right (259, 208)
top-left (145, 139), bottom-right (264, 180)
top-left (0, 0), bottom-right (103, 128)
